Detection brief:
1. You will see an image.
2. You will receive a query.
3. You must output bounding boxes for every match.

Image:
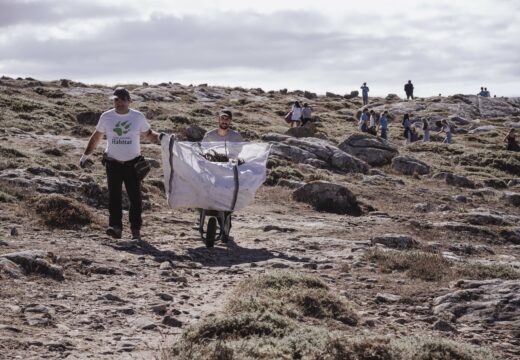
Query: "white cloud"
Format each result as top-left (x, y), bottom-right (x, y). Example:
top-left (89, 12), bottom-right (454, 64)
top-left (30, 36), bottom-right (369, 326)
top-left (0, 0), bottom-right (518, 96)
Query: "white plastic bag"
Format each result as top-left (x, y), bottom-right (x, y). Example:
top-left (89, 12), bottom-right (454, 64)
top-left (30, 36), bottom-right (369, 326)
top-left (160, 135), bottom-right (271, 211)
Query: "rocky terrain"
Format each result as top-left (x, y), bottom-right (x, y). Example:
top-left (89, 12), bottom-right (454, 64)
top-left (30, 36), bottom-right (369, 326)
top-left (0, 76), bottom-right (520, 359)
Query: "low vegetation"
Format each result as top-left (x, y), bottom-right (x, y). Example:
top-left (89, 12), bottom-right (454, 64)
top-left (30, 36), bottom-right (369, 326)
top-left (34, 194), bottom-right (93, 229)
top-left (366, 248), bottom-right (520, 281)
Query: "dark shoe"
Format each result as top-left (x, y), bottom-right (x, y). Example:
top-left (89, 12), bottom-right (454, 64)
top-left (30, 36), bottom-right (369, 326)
top-left (106, 226), bottom-right (122, 239)
top-left (131, 229), bottom-right (141, 241)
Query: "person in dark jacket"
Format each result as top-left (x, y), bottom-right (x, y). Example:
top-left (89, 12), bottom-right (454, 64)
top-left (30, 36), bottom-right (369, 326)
top-left (404, 80), bottom-right (414, 100)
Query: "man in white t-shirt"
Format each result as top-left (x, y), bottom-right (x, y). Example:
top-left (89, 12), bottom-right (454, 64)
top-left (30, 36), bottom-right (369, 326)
top-left (79, 87), bottom-right (161, 241)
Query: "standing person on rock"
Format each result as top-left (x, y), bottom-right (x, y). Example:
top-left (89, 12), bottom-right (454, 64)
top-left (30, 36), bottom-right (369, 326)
top-left (360, 82), bottom-right (369, 105)
top-left (438, 119), bottom-right (453, 144)
top-left (79, 87), bottom-right (161, 242)
top-left (378, 110), bottom-right (389, 140)
top-left (368, 110), bottom-right (378, 135)
top-left (301, 103), bottom-right (313, 126)
top-left (422, 119), bottom-right (430, 142)
top-left (404, 80), bottom-right (414, 100)
top-left (289, 101), bottom-right (303, 128)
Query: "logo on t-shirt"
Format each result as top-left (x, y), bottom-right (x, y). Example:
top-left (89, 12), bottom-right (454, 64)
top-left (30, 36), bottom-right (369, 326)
top-left (113, 121), bottom-right (131, 136)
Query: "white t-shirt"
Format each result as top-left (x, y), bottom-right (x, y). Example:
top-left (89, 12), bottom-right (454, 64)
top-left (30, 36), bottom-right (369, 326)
top-left (95, 108), bottom-right (151, 161)
top-left (291, 106), bottom-right (303, 121)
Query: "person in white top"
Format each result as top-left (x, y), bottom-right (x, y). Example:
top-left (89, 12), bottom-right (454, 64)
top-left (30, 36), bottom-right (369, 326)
top-left (290, 101), bottom-right (302, 128)
top-left (79, 87), bottom-right (161, 241)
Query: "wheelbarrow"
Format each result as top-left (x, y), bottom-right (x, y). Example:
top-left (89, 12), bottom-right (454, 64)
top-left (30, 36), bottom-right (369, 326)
top-left (198, 209), bottom-right (232, 248)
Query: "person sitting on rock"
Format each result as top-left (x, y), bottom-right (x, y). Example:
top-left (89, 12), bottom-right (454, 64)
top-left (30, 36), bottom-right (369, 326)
top-left (368, 110), bottom-right (378, 135)
top-left (378, 111), bottom-right (389, 140)
top-left (504, 128), bottom-right (520, 152)
top-left (484, 87), bottom-right (491, 97)
top-left (438, 119), bottom-right (452, 144)
top-left (359, 108), bottom-right (369, 133)
top-left (301, 103), bottom-right (313, 126)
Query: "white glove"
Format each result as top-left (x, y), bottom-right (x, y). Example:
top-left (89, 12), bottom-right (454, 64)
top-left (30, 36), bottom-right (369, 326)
top-left (79, 154), bottom-right (89, 168)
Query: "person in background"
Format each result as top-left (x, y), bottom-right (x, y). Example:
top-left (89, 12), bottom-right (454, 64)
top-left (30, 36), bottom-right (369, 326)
top-left (359, 108), bottom-right (369, 133)
top-left (301, 103), bottom-right (313, 126)
top-left (361, 82), bottom-right (369, 105)
top-left (402, 113), bottom-right (411, 144)
top-left (422, 119), bottom-right (430, 142)
top-left (478, 87), bottom-right (486, 96)
top-left (202, 109), bottom-right (244, 142)
top-left (438, 119), bottom-right (452, 144)
top-left (404, 80), bottom-right (414, 100)
top-left (378, 110), bottom-right (389, 140)
top-left (290, 101), bottom-right (302, 128)
top-left (484, 87), bottom-right (491, 97)
top-left (368, 109), bottom-right (378, 135)
top-left (504, 128), bottom-right (520, 152)
top-left (79, 87), bottom-right (161, 242)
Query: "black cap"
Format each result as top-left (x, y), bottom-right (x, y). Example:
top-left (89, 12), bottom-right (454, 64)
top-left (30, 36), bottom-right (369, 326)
top-left (219, 109), bottom-right (232, 119)
top-left (110, 87), bottom-right (131, 101)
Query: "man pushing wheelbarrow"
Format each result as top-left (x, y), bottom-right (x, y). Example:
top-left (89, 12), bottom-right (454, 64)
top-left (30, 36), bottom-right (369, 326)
top-left (160, 110), bottom-right (271, 248)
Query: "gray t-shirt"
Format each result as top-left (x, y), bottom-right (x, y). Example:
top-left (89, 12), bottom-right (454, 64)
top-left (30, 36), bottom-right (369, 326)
top-left (202, 129), bottom-right (244, 142)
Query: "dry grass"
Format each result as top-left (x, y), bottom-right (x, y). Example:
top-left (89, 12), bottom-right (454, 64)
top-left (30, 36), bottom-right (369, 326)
top-left (34, 194), bottom-right (93, 229)
top-left (366, 248), bottom-right (520, 282)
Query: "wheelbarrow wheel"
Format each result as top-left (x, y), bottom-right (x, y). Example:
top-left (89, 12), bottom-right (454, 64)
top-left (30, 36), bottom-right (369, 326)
top-left (205, 217), bottom-right (217, 248)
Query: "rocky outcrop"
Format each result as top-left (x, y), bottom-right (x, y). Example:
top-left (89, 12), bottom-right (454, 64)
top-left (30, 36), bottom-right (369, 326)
top-left (284, 123), bottom-right (316, 138)
top-left (0, 250), bottom-right (64, 280)
top-left (504, 191), bottom-right (520, 207)
top-left (445, 173), bottom-right (475, 188)
top-left (433, 279), bottom-right (520, 330)
top-left (185, 124), bottom-right (206, 141)
top-left (76, 111), bottom-right (101, 126)
top-left (269, 137), bottom-right (369, 174)
top-left (338, 134), bottom-right (398, 166)
top-left (293, 181), bottom-right (362, 216)
top-left (391, 156), bottom-right (430, 175)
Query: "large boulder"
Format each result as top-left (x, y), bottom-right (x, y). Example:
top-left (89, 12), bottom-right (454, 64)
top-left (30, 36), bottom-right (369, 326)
top-left (270, 143), bottom-right (317, 164)
top-left (446, 173), bottom-right (475, 188)
top-left (284, 123), bottom-right (317, 138)
top-left (330, 150), bottom-right (369, 174)
top-left (284, 137), bottom-right (333, 161)
top-left (185, 125), bottom-right (206, 141)
top-left (391, 156), bottom-right (430, 175)
top-left (293, 181), bottom-right (362, 216)
top-left (338, 134), bottom-right (398, 166)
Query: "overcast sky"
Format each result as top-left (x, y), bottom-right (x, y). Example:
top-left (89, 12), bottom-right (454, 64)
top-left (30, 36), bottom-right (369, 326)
top-left (1, 0), bottom-right (519, 96)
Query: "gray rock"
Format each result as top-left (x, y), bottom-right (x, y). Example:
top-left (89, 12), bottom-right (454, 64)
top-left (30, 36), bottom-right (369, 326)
top-left (371, 234), bottom-right (419, 249)
top-left (0, 250), bottom-right (64, 280)
top-left (500, 228), bottom-right (520, 244)
top-left (507, 179), bottom-right (520, 188)
top-left (284, 137), bottom-right (334, 161)
top-left (483, 179), bottom-right (508, 189)
top-left (185, 124), bottom-right (206, 142)
top-left (445, 173), bottom-right (475, 188)
top-left (391, 155), bottom-right (430, 175)
top-left (462, 211), bottom-right (509, 226)
top-left (414, 202), bottom-right (433, 213)
top-left (448, 115), bottom-right (472, 125)
top-left (261, 133), bottom-right (291, 142)
top-left (284, 123), bottom-right (316, 138)
top-left (338, 134), bottom-right (398, 166)
top-left (157, 293), bottom-right (174, 301)
top-left (452, 195), bottom-right (467, 202)
top-left (375, 293), bottom-right (402, 303)
top-left (303, 158), bottom-right (329, 169)
top-left (433, 319), bottom-right (457, 332)
top-left (0, 258), bottom-right (24, 278)
top-left (97, 294), bottom-right (126, 303)
top-left (468, 125), bottom-right (496, 134)
top-left (503, 192), bottom-right (520, 207)
top-left (432, 222), bottom-right (496, 237)
top-left (159, 262), bottom-right (172, 270)
top-left (150, 304), bottom-right (168, 316)
top-left (329, 150), bottom-right (369, 174)
top-left (277, 179), bottom-right (306, 189)
top-left (344, 90), bottom-right (359, 99)
top-left (162, 316), bottom-right (183, 327)
top-left (23, 305), bottom-right (55, 326)
top-left (433, 279), bottom-right (520, 328)
top-left (270, 143), bottom-right (317, 164)
top-left (293, 181), bottom-right (362, 216)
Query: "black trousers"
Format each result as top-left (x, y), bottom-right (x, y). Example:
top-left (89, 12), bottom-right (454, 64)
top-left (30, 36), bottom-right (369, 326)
top-left (106, 159), bottom-right (142, 230)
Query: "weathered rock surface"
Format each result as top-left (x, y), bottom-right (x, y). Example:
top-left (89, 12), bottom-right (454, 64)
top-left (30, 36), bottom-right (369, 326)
top-left (445, 173), bottom-right (475, 188)
top-left (338, 134), bottom-right (398, 166)
top-left (504, 191), bottom-right (520, 207)
top-left (371, 234), bottom-right (419, 249)
top-left (391, 156), bottom-right (430, 175)
top-left (284, 123), bottom-right (316, 138)
top-left (293, 181), bottom-right (362, 215)
top-left (0, 250), bottom-right (64, 280)
top-left (185, 124), bottom-right (206, 141)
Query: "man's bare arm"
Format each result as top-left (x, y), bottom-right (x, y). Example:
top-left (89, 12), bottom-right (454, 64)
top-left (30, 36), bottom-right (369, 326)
top-left (84, 131), bottom-right (104, 155)
top-left (144, 129), bottom-right (161, 144)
